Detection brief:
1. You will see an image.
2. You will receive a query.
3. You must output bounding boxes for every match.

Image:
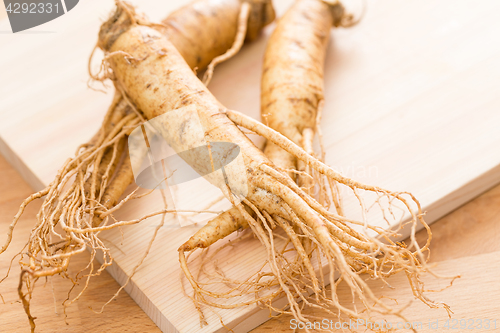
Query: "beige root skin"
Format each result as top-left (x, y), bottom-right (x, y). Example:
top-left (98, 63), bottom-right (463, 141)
top-left (261, 0), bottom-right (336, 157)
top-left (202, 2), bottom-right (251, 86)
top-left (178, 206), bottom-right (252, 252)
top-left (3, 1), bottom-right (452, 331)
top-left (3, 0), bottom-right (275, 261)
top-left (80, 0), bottom-right (276, 250)
top-left (179, 0), bottom-right (343, 253)
top-left (259, 0), bottom-right (343, 261)
top-left (164, 0), bottom-right (275, 70)
top-left (179, 0), bottom-right (344, 259)
top-left (94, 5), bottom-right (448, 329)
top-left (2, 1), bottom-right (276, 331)
top-left (87, 0), bottom-right (275, 226)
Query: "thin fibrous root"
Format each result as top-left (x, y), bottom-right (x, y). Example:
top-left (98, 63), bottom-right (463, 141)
top-left (173, 108), bottom-right (452, 328)
top-left (92, 3), bottom-right (452, 328)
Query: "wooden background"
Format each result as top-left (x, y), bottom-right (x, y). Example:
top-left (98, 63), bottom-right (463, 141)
top-left (1, 0), bottom-right (500, 332)
top-left (1, 153), bottom-right (499, 332)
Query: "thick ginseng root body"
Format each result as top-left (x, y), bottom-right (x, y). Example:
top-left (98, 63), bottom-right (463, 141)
top-left (89, 0), bottom-right (275, 225)
top-left (90, 0), bottom-right (274, 219)
top-left (180, 0), bottom-right (345, 252)
top-left (97, 2), bottom-right (441, 329)
top-left (261, 0), bottom-right (342, 170)
top-left (165, 0), bottom-right (275, 70)
top-left (3, 1), bottom-right (275, 331)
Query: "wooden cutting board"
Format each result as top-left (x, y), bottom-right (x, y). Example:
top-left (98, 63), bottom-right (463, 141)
top-left (1, 0), bottom-right (500, 332)
top-left (253, 250), bottom-right (500, 333)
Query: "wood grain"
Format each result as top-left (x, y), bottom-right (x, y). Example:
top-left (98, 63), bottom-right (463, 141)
top-left (0, 4), bottom-right (6, 22)
top-left (253, 186), bottom-right (500, 332)
top-left (253, 252), bottom-right (500, 332)
top-left (1, 0), bottom-right (500, 332)
top-left (1, 153), bottom-right (499, 332)
top-left (0, 155), bottom-right (161, 333)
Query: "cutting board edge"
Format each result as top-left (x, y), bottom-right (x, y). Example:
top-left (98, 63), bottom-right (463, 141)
top-left (418, 162), bottom-right (500, 233)
top-left (5, 130), bottom-right (500, 332)
top-left (0, 134), bottom-right (45, 192)
top-left (99, 254), bottom-right (289, 333)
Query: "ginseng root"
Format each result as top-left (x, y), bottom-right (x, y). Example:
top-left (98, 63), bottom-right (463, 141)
top-left (91, 2), bottom-right (446, 329)
top-left (86, 0), bottom-right (275, 228)
top-left (1, 0), bottom-right (275, 331)
top-left (179, 0), bottom-right (347, 253)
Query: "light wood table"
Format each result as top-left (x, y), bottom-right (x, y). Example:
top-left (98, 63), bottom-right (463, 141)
top-left (1, 2), bottom-right (500, 332)
top-left (1, 152), bottom-right (499, 332)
